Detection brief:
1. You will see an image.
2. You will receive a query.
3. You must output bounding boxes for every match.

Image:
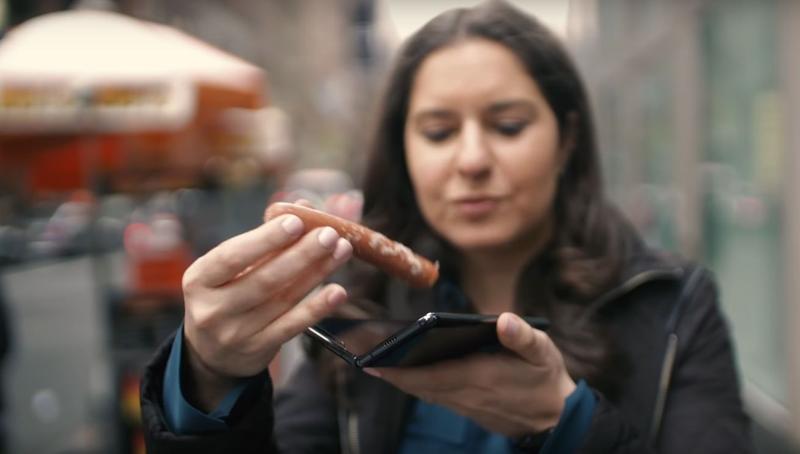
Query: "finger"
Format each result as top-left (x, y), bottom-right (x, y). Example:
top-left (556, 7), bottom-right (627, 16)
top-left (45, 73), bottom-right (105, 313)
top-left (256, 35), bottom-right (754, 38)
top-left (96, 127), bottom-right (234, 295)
top-left (497, 312), bottom-right (551, 365)
top-left (269, 237), bottom-right (352, 309)
top-left (371, 357), bottom-right (474, 393)
top-left (191, 214), bottom-right (306, 287)
top-left (366, 367), bottom-right (430, 400)
top-left (223, 228), bottom-right (346, 312)
top-left (237, 238), bottom-right (353, 338)
top-left (371, 363), bottom-right (479, 409)
top-left (261, 199), bottom-right (315, 222)
top-left (254, 283), bottom-right (348, 348)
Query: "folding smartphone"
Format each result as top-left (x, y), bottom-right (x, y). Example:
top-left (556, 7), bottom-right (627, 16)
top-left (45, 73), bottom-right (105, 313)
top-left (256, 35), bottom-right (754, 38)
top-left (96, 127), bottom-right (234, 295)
top-left (306, 312), bottom-right (550, 368)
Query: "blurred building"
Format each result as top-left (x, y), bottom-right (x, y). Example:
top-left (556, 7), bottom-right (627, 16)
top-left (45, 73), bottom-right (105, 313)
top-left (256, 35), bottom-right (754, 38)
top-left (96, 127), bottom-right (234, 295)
top-left (110, 0), bottom-right (390, 175)
top-left (384, 0), bottom-right (569, 40)
top-left (567, 0), bottom-right (800, 451)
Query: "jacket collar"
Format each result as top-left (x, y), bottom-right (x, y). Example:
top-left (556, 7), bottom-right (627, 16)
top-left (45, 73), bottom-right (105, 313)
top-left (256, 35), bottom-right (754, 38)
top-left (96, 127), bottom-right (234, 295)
top-left (581, 257), bottom-right (684, 317)
top-left (584, 222), bottom-right (686, 313)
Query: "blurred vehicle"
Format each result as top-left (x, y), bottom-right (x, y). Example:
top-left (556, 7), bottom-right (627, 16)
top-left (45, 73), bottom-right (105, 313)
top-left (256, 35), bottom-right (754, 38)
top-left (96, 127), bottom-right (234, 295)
top-left (123, 212), bottom-right (191, 300)
top-left (270, 168), bottom-right (363, 221)
top-left (27, 191), bottom-right (95, 258)
top-left (0, 225), bottom-right (26, 266)
top-left (22, 190), bottom-right (128, 259)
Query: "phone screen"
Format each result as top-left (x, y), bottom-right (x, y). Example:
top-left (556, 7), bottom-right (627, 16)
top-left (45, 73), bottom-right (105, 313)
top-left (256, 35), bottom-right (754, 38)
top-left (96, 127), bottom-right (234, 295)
top-left (366, 321), bottom-right (500, 367)
top-left (313, 316), bottom-right (504, 367)
top-left (311, 313), bottom-right (549, 367)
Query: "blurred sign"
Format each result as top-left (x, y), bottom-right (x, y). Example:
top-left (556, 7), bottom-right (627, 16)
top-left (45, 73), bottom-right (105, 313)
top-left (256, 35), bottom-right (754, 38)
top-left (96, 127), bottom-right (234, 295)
top-left (0, 80), bottom-right (194, 134)
top-left (0, 9), bottom-right (265, 135)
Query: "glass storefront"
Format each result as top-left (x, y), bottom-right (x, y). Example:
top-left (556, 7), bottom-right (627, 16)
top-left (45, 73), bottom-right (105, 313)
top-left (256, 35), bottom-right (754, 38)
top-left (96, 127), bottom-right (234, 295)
top-left (582, 0), bottom-right (789, 406)
top-left (700, 0), bottom-right (787, 404)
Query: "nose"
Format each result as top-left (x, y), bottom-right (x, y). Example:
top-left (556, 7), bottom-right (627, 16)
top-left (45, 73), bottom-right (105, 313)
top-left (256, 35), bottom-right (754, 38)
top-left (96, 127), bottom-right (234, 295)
top-left (456, 120), bottom-right (492, 180)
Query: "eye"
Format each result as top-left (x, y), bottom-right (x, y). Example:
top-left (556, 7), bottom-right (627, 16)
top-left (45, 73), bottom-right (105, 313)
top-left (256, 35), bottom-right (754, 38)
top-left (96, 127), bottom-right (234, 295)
top-left (494, 120), bottom-right (527, 137)
top-left (422, 128), bottom-right (455, 143)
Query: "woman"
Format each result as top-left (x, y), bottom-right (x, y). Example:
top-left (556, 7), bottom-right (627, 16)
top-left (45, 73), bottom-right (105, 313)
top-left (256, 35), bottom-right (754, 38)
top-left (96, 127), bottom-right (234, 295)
top-left (141, 2), bottom-right (754, 452)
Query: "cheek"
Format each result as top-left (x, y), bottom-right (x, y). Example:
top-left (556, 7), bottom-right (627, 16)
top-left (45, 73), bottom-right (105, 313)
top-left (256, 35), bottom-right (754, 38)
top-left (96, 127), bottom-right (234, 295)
top-left (405, 149), bottom-right (424, 199)
top-left (406, 151), bottom-right (456, 239)
top-left (514, 151), bottom-right (560, 193)
top-left (516, 171), bottom-right (559, 223)
top-left (405, 139), bottom-right (447, 205)
top-left (506, 143), bottom-right (562, 221)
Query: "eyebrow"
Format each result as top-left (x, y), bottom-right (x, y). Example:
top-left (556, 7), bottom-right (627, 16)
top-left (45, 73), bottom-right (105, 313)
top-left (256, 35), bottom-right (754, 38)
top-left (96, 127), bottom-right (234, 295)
top-left (486, 100), bottom-right (536, 115)
top-left (412, 109), bottom-right (455, 123)
top-left (411, 100), bottom-right (537, 124)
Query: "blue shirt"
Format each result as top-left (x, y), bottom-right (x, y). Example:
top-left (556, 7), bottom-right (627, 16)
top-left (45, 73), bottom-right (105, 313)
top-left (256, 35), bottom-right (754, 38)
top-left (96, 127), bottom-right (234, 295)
top-left (162, 326), bottom-right (266, 434)
top-left (399, 399), bottom-right (515, 454)
top-left (398, 381), bottom-right (595, 454)
top-left (162, 328), bottom-right (596, 452)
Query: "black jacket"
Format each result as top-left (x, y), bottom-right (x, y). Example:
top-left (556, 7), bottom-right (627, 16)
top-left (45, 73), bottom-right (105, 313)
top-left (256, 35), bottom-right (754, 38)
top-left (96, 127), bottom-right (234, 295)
top-left (141, 245), bottom-right (754, 453)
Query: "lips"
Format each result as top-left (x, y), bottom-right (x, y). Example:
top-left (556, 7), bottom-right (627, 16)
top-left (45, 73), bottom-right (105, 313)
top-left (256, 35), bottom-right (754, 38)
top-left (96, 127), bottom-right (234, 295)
top-left (452, 196), bottom-right (501, 217)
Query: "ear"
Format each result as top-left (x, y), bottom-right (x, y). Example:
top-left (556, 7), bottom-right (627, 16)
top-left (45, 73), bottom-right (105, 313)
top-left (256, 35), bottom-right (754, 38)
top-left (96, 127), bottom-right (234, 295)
top-left (558, 112), bottom-right (579, 174)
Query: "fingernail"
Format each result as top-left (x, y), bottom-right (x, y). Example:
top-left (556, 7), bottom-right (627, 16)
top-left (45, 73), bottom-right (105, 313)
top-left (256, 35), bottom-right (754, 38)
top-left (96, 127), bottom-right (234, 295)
top-left (318, 227), bottom-right (339, 249)
top-left (363, 368), bottom-right (381, 378)
top-left (504, 315), bottom-right (518, 338)
top-left (281, 215), bottom-right (304, 236)
top-left (327, 287), bottom-right (347, 306)
top-left (333, 238), bottom-right (353, 261)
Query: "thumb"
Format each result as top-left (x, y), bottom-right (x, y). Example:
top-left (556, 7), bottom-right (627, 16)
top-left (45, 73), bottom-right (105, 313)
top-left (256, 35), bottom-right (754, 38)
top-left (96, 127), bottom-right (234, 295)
top-left (497, 312), bottom-right (551, 365)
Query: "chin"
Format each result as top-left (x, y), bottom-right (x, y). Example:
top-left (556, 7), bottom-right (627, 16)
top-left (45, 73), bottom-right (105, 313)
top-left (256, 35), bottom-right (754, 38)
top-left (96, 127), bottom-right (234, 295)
top-left (444, 228), bottom-right (518, 252)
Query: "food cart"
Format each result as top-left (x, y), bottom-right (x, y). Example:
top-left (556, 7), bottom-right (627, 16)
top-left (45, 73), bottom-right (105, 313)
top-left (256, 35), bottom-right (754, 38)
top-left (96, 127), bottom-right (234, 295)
top-left (0, 10), bottom-right (272, 453)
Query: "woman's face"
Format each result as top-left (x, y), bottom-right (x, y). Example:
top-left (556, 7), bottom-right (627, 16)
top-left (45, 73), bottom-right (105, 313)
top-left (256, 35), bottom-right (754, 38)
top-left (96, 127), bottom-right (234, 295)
top-left (404, 38), bottom-right (568, 253)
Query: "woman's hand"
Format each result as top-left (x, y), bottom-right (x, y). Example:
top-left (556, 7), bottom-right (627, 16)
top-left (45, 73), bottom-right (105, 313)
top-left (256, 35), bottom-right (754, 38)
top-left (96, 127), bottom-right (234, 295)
top-left (181, 205), bottom-right (353, 411)
top-left (366, 312), bottom-right (576, 436)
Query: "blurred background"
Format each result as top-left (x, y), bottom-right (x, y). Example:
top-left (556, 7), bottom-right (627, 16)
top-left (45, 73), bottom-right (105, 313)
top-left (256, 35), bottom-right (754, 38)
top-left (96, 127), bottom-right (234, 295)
top-left (0, 0), bottom-right (797, 452)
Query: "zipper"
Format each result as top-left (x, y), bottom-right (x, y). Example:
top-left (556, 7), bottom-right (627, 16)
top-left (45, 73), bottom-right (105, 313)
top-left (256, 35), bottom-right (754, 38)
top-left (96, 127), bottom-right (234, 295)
top-left (346, 410), bottom-right (360, 454)
top-left (336, 404), bottom-right (359, 454)
top-left (579, 267), bottom-right (684, 323)
top-left (336, 367), bottom-right (360, 454)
